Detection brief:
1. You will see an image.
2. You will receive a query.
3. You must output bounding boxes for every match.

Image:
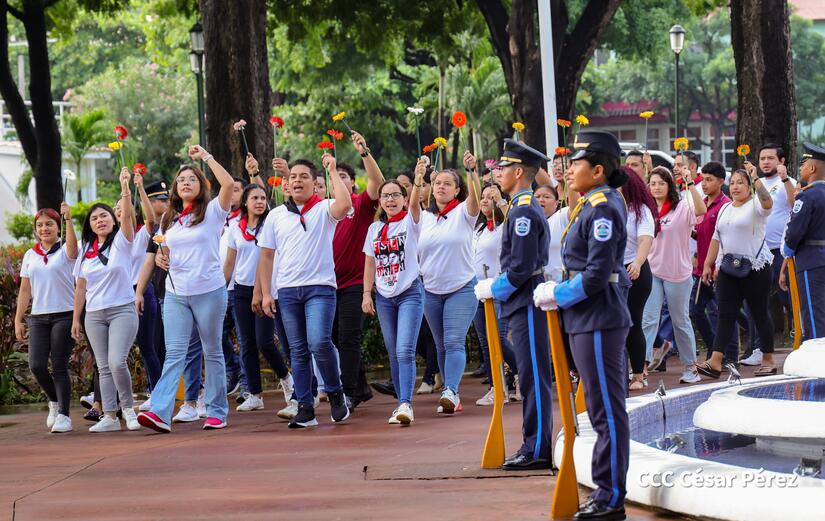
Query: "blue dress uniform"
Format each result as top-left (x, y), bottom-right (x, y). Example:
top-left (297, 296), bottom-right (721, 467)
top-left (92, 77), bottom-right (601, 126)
top-left (783, 143), bottom-right (825, 341)
top-left (489, 140), bottom-right (554, 469)
top-left (554, 131), bottom-right (632, 519)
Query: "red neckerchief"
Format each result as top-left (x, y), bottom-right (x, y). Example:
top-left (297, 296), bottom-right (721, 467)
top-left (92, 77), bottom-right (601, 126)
top-left (658, 198), bottom-right (673, 221)
top-left (84, 235), bottom-right (114, 265)
top-left (486, 219), bottom-right (494, 231)
top-left (436, 198), bottom-right (460, 221)
top-left (285, 194), bottom-right (322, 231)
top-left (33, 242), bottom-right (59, 264)
top-left (178, 203), bottom-right (194, 224)
top-left (136, 224), bottom-right (144, 232)
top-left (380, 211), bottom-right (408, 242)
top-left (677, 174), bottom-right (703, 190)
top-left (227, 208), bottom-right (241, 224)
top-left (238, 216), bottom-right (257, 241)
top-left (84, 239), bottom-right (100, 259)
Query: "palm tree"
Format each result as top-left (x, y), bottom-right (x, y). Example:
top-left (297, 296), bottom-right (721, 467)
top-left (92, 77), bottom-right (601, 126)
top-left (61, 108), bottom-right (109, 202)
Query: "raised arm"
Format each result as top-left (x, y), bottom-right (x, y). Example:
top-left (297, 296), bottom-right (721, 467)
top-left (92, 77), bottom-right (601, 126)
top-left (245, 153), bottom-right (265, 188)
top-left (462, 150), bottom-right (480, 217)
top-left (61, 202), bottom-right (78, 260)
top-left (189, 145), bottom-right (234, 211)
top-left (410, 157), bottom-right (428, 223)
top-left (777, 163), bottom-right (794, 208)
top-left (118, 167), bottom-right (135, 241)
top-left (323, 153), bottom-right (354, 220)
top-left (746, 161), bottom-right (773, 210)
top-left (352, 132), bottom-right (383, 200)
top-left (134, 172), bottom-right (154, 229)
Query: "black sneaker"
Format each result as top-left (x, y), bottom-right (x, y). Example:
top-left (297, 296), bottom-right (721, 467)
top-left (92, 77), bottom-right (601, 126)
top-left (84, 407), bottom-right (102, 422)
top-left (370, 380), bottom-right (397, 398)
top-left (288, 404), bottom-right (318, 429)
top-left (329, 390), bottom-right (350, 423)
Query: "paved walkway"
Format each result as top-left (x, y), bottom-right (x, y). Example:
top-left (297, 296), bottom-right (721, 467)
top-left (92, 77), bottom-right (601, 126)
top-left (1, 357), bottom-right (784, 521)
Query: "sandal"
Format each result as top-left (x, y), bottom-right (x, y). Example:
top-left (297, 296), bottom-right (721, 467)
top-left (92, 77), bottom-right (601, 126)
top-left (696, 363), bottom-right (721, 379)
top-left (754, 365), bottom-right (777, 377)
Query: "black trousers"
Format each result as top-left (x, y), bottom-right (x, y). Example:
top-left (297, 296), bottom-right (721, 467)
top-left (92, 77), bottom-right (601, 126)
top-left (28, 311), bottom-right (74, 416)
top-left (797, 265), bottom-right (825, 341)
top-left (506, 305), bottom-right (553, 460)
top-left (233, 284), bottom-right (289, 394)
top-left (416, 317), bottom-right (439, 384)
top-left (332, 284), bottom-right (371, 399)
top-left (625, 261), bottom-right (651, 374)
top-left (713, 266), bottom-right (774, 354)
top-left (569, 327), bottom-right (630, 508)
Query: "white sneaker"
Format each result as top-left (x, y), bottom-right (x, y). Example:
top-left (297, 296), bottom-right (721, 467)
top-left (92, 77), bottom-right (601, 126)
top-left (277, 399), bottom-right (299, 420)
top-left (280, 374), bottom-right (294, 405)
top-left (416, 381), bottom-right (434, 394)
top-left (394, 403), bottom-right (414, 425)
top-left (122, 407), bottom-right (140, 431)
top-left (173, 403), bottom-right (199, 423)
top-left (740, 349), bottom-right (763, 366)
top-left (89, 414), bottom-right (121, 432)
top-left (196, 389), bottom-right (207, 418)
top-left (679, 369), bottom-right (701, 384)
top-left (51, 414), bottom-right (72, 433)
top-left (80, 393), bottom-right (94, 409)
top-left (438, 389), bottom-right (460, 414)
top-left (510, 376), bottom-right (523, 402)
top-left (236, 393), bottom-right (264, 412)
top-left (475, 388), bottom-right (496, 406)
top-left (388, 408), bottom-right (401, 424)
top-left (46, 401), bottom-right (59, 429)
top-left (139, 396), bottom-right (152, 412)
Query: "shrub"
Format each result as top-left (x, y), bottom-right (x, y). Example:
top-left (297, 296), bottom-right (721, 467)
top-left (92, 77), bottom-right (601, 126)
top-left (5, 212), bottom-right (35, 241)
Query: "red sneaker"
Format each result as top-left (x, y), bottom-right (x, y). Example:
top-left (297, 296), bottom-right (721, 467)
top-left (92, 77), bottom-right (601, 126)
top-left (137, 411), bottom-right (171, 433)
top-left (203, 417), bottom-right (227, 430)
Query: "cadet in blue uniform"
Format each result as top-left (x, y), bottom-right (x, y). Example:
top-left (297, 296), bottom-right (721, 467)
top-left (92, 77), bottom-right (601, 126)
top-left (534, 131), bottom-right (631, 520)
top-left (783, 143), bottom-right (825, 341)
top-left (474, 139), bottom-right (553, 470)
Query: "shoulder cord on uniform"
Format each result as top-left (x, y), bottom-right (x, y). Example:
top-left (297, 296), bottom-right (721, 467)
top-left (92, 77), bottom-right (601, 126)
top-left (560, 186), bottom-right (611, 244)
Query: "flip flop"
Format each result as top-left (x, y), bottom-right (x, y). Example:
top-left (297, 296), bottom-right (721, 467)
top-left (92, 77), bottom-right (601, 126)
top-left (696, 363), bottom-right (721, 379)
top-left (753, 365), bottom-right (778, 377)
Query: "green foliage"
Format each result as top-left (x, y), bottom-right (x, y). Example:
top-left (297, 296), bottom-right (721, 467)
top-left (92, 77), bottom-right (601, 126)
top-left (791, 16), bottom-right (825, 126)
top-left (61, 107), bottom-right (110, 200)
top-left (4, 212), bottom-right (35, 242)
top-left (15, 169), bottom-right (33, 201)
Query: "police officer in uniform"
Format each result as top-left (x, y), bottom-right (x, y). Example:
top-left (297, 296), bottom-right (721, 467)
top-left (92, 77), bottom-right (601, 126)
top-left (534, 131), bottom-right (630, 520)
top-left (783, 143), bottom-right (825, 341)
top-left (474, 139), bottom-right (553, 470)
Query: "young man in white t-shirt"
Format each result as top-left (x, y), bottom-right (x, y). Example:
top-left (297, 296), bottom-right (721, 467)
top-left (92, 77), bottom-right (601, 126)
top-left (256, 154), bottom-right (353, 428)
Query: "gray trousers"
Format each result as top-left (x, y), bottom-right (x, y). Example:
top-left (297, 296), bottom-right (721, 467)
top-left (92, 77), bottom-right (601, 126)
top-left (85, 302), bottom-right (139, 412)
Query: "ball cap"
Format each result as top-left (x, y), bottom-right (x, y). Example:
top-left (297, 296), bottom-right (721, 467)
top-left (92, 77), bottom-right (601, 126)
top-left (497, 138), bottom-right (551, 169)
top-left (570, 130), bottom-right (622, 161)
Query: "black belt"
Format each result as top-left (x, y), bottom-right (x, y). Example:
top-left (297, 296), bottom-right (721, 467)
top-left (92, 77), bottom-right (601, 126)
top-left (562, 269), bottom-right (619, 283)
top-left (802, 240), bottom-right (825, 246)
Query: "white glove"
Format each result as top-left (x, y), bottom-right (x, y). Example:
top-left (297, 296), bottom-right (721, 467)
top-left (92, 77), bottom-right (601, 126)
top-left (474, 278), bottom-right (495, 301)
top-left (533, 281), bottom-right (558, 311)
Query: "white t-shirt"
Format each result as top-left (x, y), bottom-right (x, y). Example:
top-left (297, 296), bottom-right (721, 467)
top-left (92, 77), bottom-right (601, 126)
top-left (472, 223), bottom-right (502, 280)
top-left (129, 226), bottom-right (151, 285)
top-left (163, 198), bottom-right (229, 296)
top-left (713, 199), bottom-right (773, 270)
top-left (20, 244), bottom-right (75, 315)
top-left (226, 221), bottom-right (261, 287)
top-left (418, 201), bottom-right (477, 294)
top-left (761, 174), bottom-right (796, 249)
top-left (545, 208), bottom-right (570, 283)
top-left (624, 206), bottom-right (656, 265)
top-left (75, 230), bottom-right (135, 312)
top-left (220, 212), bottom-right (241, 291)
top-left (258, 199), bottom-right (340, 289)
top-left (363, 213), bottom-right (421, 298)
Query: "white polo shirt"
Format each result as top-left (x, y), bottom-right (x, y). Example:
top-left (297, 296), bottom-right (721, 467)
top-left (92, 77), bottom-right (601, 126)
top-left (129, 226), bottom-right (152, 285)
top-left (164, 198), bottom-right (229, 296)
top-left (226, 220), bottom-right (263, 287)
top-left (257, 199), bottom-right (340, 290)
top-left (20, 244), bottom-right (75, 314)
top-left (418, 201), bottom-right (477, 294)
top-left (761, 174), bottom-right (796, 249)
top-left (363, 212), bottom-right (421, 298)
top-left (545, 207), bottom-right (570, 283)
top-left (75, 230), bottom-right (135, 312)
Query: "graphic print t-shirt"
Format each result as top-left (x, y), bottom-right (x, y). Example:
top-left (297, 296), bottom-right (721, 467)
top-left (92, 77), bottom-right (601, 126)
top-left (363, 213), bottom-right (421, 298)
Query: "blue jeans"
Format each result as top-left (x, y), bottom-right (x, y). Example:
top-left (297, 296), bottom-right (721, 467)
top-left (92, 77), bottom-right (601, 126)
top-left (183, 326), bottom-right (203, 402)
top-left (151, 286), bottom-right (229, 424)
top-left (223, 290), bottom-right (246, 387)
top-left (375, 280), bottom-right (425, 405)
top-left (278, 285), bottom-right (341, 405)
top-left (472, 300), bottom-right (517, 383)
top-left (423, 278), bottom-right (478, 394)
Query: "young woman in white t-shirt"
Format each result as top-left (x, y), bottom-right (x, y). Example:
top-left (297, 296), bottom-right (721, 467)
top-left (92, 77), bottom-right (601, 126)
top-left (15, 204), bottom-right (78, 433)
top-left (71, 167), bottom-right (140, 432)
top-left (224, 183), bottom-right (292, 413)
top-left (534, 185), bottom-right (567, 283)
top-left (418, 153), bottom-right (481, 414)
top-left (137, 146), bottom-right (236, 433)
top-left (699, 168), bottom-right (775, 377)
top-left (361, 170), bottom-right (425, 424)
top-left (469, 182), bottom-right (518, 406)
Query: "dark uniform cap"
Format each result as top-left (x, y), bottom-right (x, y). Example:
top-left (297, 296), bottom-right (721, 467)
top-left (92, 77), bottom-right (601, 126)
top-left (570, 130), bottom-right (622, 161)
top-left (145, 181), bottom-right (169, 200)
top-left (801, 143), bottom-right (825, 163)
top-left (498, 139), bottom-right (551, 169)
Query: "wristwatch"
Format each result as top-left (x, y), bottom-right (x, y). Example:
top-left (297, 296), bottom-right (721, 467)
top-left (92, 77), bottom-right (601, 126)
top-left (360, 151), bottom-right (369, 158)
top-left (782, 177), bottom-right (790, 183)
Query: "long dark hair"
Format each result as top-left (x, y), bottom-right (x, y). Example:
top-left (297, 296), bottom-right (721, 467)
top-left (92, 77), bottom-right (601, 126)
top-left (580, 152), bottom-right (626, 189)
top-left (426, 169), bottom-right (467, 214)
top-left (239, 184), bottom-right (269, 236)
top-left (375, 180), bottom-right (407, 223)
top-left (620, 166), bottom-right (660, 234)
top-left (648, 166), bottom-right (681, 211)
top-left (475, 183), bottom-right (508, 232)
top-left (80, 202), bottom-right (119, 261)
top-left (160, 164), bottom-right (211, 233)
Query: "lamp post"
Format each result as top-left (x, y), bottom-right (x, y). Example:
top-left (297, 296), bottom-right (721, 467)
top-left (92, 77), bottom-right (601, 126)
top-left (669, 24), bottom-right (686, 138)
top-left (189, 22), bottom-right (207, 173)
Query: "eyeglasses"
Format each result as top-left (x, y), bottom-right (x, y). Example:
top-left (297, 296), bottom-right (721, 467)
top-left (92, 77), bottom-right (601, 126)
top-left (176, 176), bottom-right (199, 184)
top-left (380, 192), bottom-right (404, 200)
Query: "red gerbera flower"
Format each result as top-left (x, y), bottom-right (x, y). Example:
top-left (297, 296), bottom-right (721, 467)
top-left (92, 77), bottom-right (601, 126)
top-left (317, 141), bottom-right (335, 150)
top-left (270, 116), bottom-right (284, 128)
top-left (115, 125), bottom-right (128, 140)
top-left (451, 111), bottom-right (467, 128)
top-left (267, 176), bottom-right (282, 187)
top-left (132, 163), bottom-right (147, 176)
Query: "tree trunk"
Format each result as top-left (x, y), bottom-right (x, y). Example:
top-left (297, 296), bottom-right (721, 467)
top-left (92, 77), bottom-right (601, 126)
top-left (730, 0), bottom-right (797, 170)
top-left (200, 0), bottom-right (272, 183)
top-left (475, 0), bottom-right (620, 154)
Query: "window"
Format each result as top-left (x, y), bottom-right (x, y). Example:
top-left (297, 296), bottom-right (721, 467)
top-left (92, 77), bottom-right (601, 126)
top-left (618, 129), bottom-right (637, 142)
top-left (646, 128), bottom-right (659, 151)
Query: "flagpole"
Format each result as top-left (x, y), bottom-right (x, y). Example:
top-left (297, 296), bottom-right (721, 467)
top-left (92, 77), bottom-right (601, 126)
top-left (538, 0), bottom-right (559, 168)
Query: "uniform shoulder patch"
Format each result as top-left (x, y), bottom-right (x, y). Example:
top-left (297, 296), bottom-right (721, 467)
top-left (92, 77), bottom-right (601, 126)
top-left (593, 217), bottom-right (612, 242)
top-left (517, 195), bottom-right (533, 206)
top-left (588, 193), bottom-right (608, 207)
top-left (793, 200), bottom-right (803, 213)
top-left (515, 216), bottom-right (531, 236)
